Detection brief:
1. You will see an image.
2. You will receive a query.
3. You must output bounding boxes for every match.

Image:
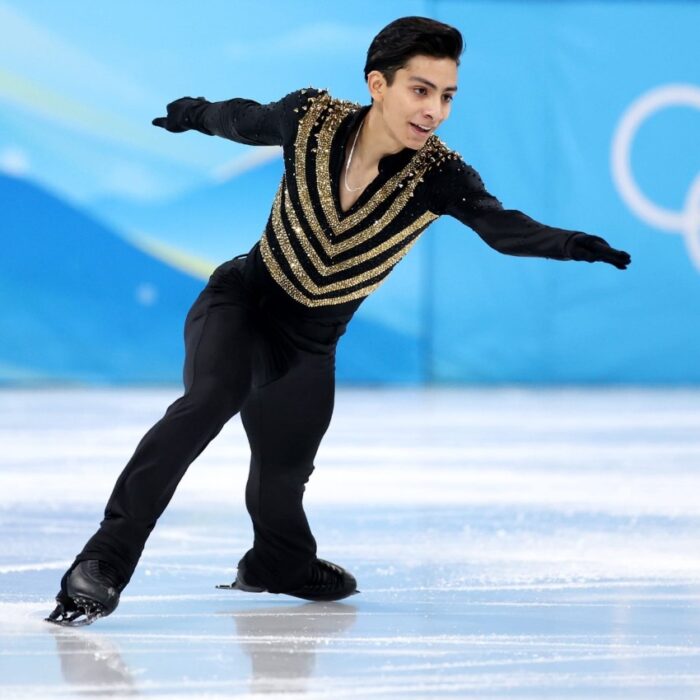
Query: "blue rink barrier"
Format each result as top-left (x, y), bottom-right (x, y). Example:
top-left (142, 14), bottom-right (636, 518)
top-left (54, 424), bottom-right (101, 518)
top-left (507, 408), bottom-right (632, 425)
top-left (2, 1), bottom-right (698, 384)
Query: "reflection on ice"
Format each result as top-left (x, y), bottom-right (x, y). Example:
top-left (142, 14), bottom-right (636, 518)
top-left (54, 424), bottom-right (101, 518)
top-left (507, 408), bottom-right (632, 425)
top-left (48, 625), bottom-right (138, 696)
top-left (42, 602), bottom-right (359, 697)
top-left (224, 603), bottom-right (358, 694)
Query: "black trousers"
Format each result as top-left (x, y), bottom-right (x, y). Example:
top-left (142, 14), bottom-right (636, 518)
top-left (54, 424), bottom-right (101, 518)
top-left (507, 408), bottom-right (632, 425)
top-left (72, 254), bottom-right (352, 592)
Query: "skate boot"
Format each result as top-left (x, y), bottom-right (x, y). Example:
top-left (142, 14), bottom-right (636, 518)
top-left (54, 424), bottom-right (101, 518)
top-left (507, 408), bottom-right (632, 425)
top-left (217, 557), bottom-right (359, 602)
top-left (45, 560), bottom-right (125, 627)
top-left (216, 559), bottom-right (267, 593)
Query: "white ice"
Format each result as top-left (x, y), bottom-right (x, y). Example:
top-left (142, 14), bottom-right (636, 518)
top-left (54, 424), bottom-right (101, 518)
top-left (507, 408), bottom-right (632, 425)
top-left (1, 387), bottom-right (700, 698)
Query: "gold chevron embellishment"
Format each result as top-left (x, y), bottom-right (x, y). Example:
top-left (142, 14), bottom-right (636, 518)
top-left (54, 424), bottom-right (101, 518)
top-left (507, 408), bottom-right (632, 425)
top-left (254, 88), bottom-right (456, 307)
top-left (270, 180), bottom-right (438, 290)
top-left (291, 92), bottom-right (445, 255)
top-left (280, 180), bottom-right (438, 272)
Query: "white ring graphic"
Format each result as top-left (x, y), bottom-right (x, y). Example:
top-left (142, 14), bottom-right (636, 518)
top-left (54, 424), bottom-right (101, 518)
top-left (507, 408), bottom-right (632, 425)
top-left (611, 84), bottom-right (700, 269)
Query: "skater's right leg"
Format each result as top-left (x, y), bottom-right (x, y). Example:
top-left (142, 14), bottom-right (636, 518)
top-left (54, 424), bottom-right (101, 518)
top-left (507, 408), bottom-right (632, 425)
top-left (49, 262), bottom-right (256, 623)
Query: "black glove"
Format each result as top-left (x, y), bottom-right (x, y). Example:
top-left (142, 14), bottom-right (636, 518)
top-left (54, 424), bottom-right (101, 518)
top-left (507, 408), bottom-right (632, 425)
top-left (568, 234), bottom-right (631, 270)
top-left (152, 96), bottom-right (209, 133)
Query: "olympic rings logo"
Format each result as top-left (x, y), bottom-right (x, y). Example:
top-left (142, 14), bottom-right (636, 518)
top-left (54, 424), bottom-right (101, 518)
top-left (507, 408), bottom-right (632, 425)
top-left (611, 84), bottom-right (700, 270)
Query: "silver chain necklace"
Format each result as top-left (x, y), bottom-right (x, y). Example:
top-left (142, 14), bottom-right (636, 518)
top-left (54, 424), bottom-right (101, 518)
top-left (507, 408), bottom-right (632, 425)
top-left (343, 116), bottom-right (370, 193)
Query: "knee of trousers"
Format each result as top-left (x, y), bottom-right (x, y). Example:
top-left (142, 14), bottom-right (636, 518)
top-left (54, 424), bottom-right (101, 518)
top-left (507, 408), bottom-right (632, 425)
top-left (248, 463), bottom-right (316, 501)
top-left (252, 458), bottom-right (315, 481)
top-left (249, 438), bottom-right (324, 472)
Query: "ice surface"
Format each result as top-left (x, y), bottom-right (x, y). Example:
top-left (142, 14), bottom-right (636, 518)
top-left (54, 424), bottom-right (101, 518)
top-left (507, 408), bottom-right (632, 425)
top-left (1, 387), bottom-right (700, 698)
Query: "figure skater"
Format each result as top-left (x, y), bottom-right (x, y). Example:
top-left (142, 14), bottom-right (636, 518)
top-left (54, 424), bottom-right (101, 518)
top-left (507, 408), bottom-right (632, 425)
top-left (47, 16), bottom-right (631, 626)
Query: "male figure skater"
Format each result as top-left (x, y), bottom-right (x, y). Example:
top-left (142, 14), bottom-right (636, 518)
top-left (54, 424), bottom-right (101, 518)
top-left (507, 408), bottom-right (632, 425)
top-left (47, 16), bottom-right (631, 626)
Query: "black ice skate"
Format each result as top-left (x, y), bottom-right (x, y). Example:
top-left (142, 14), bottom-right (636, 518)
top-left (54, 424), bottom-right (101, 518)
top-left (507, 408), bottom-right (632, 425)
top-left (217, 557), bottom-right (360, 602)
top-left (45, 560), bottom-right (124, 627)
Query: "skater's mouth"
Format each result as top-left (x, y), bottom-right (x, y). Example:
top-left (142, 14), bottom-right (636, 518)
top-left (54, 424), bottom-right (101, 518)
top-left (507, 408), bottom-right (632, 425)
top-left (409, 122), bottom-right (433, 137)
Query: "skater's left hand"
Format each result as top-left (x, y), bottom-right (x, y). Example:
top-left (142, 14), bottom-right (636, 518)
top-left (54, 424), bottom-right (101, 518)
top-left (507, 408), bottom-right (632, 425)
top-left (568, 234), bottom-right (631, 270)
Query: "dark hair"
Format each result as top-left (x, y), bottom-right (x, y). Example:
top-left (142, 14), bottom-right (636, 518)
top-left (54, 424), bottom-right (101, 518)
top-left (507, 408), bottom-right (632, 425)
top-left (364, 16), bottom-right (464, 90)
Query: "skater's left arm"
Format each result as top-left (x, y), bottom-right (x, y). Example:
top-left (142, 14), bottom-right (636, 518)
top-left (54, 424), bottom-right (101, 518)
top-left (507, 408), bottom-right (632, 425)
top-left (434, 157), bottom-right (631, 269)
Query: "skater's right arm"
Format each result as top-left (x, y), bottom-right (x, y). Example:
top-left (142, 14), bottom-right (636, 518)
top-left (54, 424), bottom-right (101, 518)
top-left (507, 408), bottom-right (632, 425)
top-left (151, 87), bottom-right (322, 147)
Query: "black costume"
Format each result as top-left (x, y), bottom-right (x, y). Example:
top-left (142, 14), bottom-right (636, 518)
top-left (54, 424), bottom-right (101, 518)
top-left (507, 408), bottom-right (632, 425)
top-left (66, 86), bottom-right (629, 597)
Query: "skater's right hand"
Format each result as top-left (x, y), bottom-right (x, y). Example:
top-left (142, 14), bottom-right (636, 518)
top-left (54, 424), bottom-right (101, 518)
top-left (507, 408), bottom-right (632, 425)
top-left (152, 96), bottom-right (208, 133)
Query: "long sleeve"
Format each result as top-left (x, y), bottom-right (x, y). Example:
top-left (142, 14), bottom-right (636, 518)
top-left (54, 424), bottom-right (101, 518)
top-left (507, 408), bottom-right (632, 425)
top-left (434, 156), bottom-right (583, 261)
top-left (185, 87), bottom-right (322, 148)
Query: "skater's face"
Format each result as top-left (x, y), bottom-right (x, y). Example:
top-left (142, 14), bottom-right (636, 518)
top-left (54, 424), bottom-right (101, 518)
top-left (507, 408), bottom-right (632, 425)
top-left (367, 54), bottom-right (458, 149)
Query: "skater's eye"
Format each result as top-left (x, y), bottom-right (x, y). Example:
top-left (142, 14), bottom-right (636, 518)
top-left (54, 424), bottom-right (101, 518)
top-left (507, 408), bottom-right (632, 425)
top-left (412, 87), bottom-right (454, 102)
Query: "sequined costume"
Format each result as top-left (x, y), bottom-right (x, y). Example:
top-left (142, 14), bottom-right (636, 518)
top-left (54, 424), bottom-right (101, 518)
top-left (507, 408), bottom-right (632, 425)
top-left (192, 86), bottom-right (587, 318)
top-left (61, 86), bottom-right (602, 599)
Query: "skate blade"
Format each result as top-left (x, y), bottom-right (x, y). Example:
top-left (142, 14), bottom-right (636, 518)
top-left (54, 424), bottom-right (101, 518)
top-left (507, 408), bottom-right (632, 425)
top-left (44, 599), bottom-right (105, 627)
top-left (282, 588), bottom-right (362, 603)
top-left (216, 581), bottom-right (267, 593)
top-left (324, 589), bottom-right (362, 601)
top-left (45, 609), bottom-right (103, 627)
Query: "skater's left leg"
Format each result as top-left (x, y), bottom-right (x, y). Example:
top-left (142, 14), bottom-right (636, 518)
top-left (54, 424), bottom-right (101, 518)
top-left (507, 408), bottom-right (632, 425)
top-left (238, 346), bottom-right (336, 593)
